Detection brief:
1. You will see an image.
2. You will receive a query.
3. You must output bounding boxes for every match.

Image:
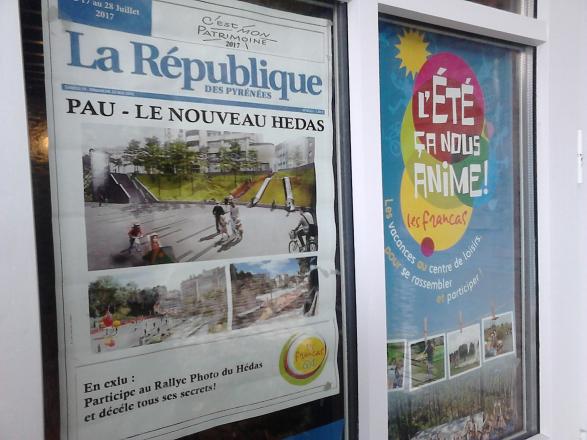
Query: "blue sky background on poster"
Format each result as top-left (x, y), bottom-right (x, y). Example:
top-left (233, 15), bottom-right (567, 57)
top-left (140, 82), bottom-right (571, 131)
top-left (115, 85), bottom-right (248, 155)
top-left (379, 21), bottom-right (518, 339)
top-left (58, 0), bottom-right (152, 36)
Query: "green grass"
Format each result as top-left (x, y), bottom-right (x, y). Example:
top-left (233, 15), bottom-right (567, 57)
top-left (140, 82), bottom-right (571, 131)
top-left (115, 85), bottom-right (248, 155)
top-left (430, 349), bottom-right (445, 375)
top-left (138, 173), bottom-right (265, 201)
top-left (241, 168), bottom-right (315, 207)
top-left (387, 342), bottom-right (405, 366)
top-left (410, 339), bottom-right (445, 382)
top-left (240, 175), bottom-right (270, 202)
top-left (450, 356), bottom-right (480, 376)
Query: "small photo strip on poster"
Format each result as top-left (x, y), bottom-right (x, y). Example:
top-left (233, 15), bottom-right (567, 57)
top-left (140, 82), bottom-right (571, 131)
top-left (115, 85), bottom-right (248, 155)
top-left (387, 340), bottom-right (406, 392)
top-left (230, 256), bottom-right (319, 330)
top-left (88, 254), bottom-right (321, 355)
top-left (482, 311), bottom-right (516, 363)
top-left (447, 323), bottom-right (481, 379)
top-left (88, 262), bottom-right (229, 355)
top-left (409, 334), bottom-right (446, 391)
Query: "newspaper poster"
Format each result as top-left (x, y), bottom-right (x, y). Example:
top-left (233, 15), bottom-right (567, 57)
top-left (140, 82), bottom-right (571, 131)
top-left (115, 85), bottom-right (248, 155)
top-left (42, 1), bottom-right (339, 438)
top-left (379, 21), bottom-right (523, 439)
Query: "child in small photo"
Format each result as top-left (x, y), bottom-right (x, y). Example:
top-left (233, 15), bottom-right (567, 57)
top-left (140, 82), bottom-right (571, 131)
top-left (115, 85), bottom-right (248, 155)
top-left (410, 335), bottom-right (446, 389)
top-left (387, 341), bottom-right (406, 390)
top-left (483, 313), bottom-right (515, 360)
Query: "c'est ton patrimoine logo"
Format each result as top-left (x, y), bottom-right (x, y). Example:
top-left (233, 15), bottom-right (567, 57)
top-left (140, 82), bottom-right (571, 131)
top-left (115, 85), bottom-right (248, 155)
top-left (279, 333), bottom-right (328, 386)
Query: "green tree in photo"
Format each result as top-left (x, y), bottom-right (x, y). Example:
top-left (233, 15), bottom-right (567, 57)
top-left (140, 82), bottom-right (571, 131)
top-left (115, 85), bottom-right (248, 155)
top-left (218, 146), bottom-right (231, 174)
top-left (164, 140), bottom-right (192, 194)
top-left (185, 148), bottom-right (198, 194)
top-left (219, 142), bottom-right (243, 186)
top-left (293, 146), bottom-right (303, 167)
top-left (89, 276), bottom-right (121, 318)
top-left (109, 156), bottom-right (123, 173)
top-left (89, 276), bottom-right (161, 320)
top-left (195, 152), bottom-right (209, 176)
top-left (246, 148), bottom-right (259, 172)
top-left (141, 136), bottom-right (162, 175)
top-left (127, 287), bottom-right (158, 317)
top-left (123, 139), bottom-right (143, 173)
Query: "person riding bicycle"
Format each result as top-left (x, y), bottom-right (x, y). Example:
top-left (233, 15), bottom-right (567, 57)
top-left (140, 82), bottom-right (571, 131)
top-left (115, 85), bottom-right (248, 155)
top-left (294, 209), bottom-right (312, 250)
top-left (127, 223), bottom-right (143, 253)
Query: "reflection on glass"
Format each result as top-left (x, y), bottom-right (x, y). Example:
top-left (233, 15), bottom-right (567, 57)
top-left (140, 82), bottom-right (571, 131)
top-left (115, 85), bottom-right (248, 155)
top-left (379, 18), bottom-right (537, 440)
top-left (22, 0), bottom-right (348, 438)
top-left (466, 0), bottom-right (525, 15)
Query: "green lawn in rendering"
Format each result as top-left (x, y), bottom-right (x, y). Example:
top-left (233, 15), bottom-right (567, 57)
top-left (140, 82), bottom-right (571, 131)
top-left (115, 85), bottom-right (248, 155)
top-left (138, 173), bottom-right (265, 201)
top-left (248, 168), bottom-right (315, 207)
top-left (239, 175), bottom-right (270, 202)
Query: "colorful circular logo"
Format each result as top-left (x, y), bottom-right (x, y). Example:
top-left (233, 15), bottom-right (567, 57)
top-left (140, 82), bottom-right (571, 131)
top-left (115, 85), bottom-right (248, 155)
top-left (279, 333), bottom-right (327, 385)
top-left (398, 52), bottom-right (490, 256)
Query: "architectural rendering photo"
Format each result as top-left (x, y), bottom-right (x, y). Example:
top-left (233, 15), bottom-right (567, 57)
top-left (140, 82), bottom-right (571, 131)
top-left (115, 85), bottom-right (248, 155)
top-left (82, 126), bottom-right (319, 270)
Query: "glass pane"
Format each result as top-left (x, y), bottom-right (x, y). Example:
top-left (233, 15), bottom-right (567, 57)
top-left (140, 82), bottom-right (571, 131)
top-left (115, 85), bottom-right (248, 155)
top-left (22, 0), bottom-right (353, 438)
top-left (465, 0), bottom-right (530, 15)
top-left (379, 18), bottom-right (538, 439)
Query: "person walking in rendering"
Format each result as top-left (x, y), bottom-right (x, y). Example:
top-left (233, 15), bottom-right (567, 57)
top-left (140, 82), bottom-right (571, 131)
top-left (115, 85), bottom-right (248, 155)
top-left (212, 201), bottom-right (225, 234)
top-left (218, 211), bottom-right (229, 242)
top-left (425, 339), bottom-right (435, 378)
top-left (97, 185), bottom-right (106, 207)
top-left (394, 359), bottom-right (403, 388)
top-left (228, 196), bottom-right (243, 241)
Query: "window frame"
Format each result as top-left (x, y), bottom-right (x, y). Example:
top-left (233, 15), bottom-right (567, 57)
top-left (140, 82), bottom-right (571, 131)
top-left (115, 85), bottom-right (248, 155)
top-left (347, 0), bottom-right (546, 438)
top-left (466, 0), bottom-right (535, 17)
top-left (16, 0), bottom-right (360, 439)
top-left (0, 0), bottom-right (554, 438)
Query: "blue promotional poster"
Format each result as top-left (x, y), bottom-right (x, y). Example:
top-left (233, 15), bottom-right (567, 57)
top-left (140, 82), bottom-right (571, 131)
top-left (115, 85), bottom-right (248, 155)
top-left (380, 20), bottom-right (525, 439)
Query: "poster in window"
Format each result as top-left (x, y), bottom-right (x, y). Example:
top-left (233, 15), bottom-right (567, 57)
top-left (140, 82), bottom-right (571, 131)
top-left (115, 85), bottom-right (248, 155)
top-left (379, 21), bottom-right (525, 439)
top-left (42, 0), bottom-right (340, 438)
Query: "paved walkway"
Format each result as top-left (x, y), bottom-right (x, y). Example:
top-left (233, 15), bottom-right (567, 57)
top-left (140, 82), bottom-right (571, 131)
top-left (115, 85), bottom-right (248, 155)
top-left (91, 316), bottom-right (218, 352)
top-left (85, 202), bottom-right (307, 271)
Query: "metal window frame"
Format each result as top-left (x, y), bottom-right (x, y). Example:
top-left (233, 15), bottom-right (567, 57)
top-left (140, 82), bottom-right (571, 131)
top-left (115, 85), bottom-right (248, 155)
top-left (348, 0), bottom-right (544, 438)
top-left (19, 0), bottom-right (360, 438)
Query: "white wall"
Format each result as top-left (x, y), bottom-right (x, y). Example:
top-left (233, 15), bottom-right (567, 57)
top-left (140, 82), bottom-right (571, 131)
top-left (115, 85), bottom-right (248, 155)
top-left (348, 0), bottom-right (587, 438)
top-left (538, 0), bottom-right (587, 437)
top-left (1, 0), bottom-right (587, 439)
top-left (0, 2), bottom-right (45, 439)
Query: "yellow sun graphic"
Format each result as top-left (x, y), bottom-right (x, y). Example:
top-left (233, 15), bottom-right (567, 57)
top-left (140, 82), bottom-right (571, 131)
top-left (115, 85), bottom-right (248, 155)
top-left (395, 29), bottom-right (430, 79)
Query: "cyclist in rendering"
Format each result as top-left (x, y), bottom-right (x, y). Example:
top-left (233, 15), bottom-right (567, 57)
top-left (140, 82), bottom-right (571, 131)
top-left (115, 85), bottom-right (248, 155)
top-left (294, 209), bottom-right (311, 250)
top-left (127, 223), bottom-right (143, 253)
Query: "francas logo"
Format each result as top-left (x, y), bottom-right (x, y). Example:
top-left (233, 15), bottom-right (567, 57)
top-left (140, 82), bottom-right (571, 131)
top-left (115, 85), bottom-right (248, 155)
top-left (279, 333), bottom-right (327, 386)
